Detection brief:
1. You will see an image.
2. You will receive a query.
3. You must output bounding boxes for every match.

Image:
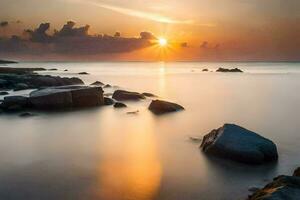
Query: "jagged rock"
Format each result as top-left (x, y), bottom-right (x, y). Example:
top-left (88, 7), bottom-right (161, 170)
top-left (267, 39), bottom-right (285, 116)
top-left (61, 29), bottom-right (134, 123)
top-left (29, 86), bottom-right (104, 109)
top-left (248, 172), bottom-right (300, 200)
top-left (216, 67), bottom-right (243, 72)
top-left (112, 90), bottom-right (145, 101)
top-left (200, 124), bottom-right (278, 164)
top-left (148, 100), bottom-right (184, 115)
top-left (114, 102), bottom-right (127, 108)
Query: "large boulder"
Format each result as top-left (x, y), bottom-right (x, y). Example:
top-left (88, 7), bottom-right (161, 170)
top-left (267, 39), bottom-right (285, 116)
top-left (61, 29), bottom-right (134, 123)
top-left (248, 168), bottom-right (300, 200)
top-left (29, 86), bottom-right (104, 109)
top-left (112, 90), bottom-right (145, 101)
top-left (200, 124), bottom-right (278, 164)
top-left (1, 96), bottom-right (30, 111)
top-left (148, 100), bottom-right (184, 115)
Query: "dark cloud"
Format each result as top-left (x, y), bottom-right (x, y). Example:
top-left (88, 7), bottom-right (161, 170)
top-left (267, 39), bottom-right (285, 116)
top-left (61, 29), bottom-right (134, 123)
top-left (0, 21), bottom-right (9, 27)
top-left (140, 32), bottom-right (156, 40)
top-left (0, 21), bottom-right (155, 56)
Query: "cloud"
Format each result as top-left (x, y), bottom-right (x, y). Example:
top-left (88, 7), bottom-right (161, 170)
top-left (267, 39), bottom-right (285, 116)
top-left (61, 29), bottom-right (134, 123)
top-left (72, 0), bottom-right (194, 25)
top-left (0, 21), bottom-right (9, 28)
top-left (0, 21), bottom-right (155, 56)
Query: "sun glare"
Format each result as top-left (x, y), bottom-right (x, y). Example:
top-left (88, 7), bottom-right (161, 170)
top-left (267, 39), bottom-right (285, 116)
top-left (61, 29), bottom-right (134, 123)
top-left (158, 38), bottom-right (167, 46)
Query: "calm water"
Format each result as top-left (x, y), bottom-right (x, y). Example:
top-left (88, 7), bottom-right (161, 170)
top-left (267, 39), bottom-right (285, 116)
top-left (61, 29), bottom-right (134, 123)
top-left (1, 62), bottom-right (300, 200)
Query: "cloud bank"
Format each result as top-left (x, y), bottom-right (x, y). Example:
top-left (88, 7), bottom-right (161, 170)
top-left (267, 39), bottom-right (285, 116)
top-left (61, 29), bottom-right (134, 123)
top-left (0, 21), bottom-right (156, 56)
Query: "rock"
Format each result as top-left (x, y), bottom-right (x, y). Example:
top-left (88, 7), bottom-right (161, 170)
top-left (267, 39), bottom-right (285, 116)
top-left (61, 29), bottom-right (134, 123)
top-left (216, 67), bottom-right (243, 73)
top-left (200, 124), bottom-right (278, 164)
top-left (103, 84), bottom-right (112, 88)
top-left (48, 68), bottom-right (58, 71)
top-left (114, 102), bottom-right (127, 108)
top-left (112, 90), bottom-right (145, 101)
top-left (14, 83), bottom-right (29, 91)
top-left (1, 96), bottom-right (29, 111)
top-left (202, 68), bottom-right (209, 72)
top-left (0, 91), bottom-right (9, 95)
top-left (0, 60), bottom-right (18, 64)
top-left (104, 97), bottom-right (114, 105)
top-left (189, 137), bottom-right (202, 142)
top-left (78, 72), bottom-right (89, 75)
top-left (90, 81), bottom-right (104, 86)
top-left (293, 167), bottom-right (300, 177)
top-left (126, 110), bottom-right (139, 114)
top-left (0, 67), bottom-right (46, 74)
top-left (148, 100), bottom-right (184, 115)
top-left (19, 112), bottom-right (35, 117)
top-left (29, 86), bottom-right (104, 109)
top-left (64, 69), bottom-right (68, 71)
top-left (248, 175), bottom-right (300, 200)
top-left (142, 92), bottom-right (157, 97)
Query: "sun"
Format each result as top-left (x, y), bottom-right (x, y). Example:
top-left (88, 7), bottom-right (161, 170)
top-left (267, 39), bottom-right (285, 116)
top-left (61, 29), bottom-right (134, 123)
top-left (158, 38), bottom-right (168, 46)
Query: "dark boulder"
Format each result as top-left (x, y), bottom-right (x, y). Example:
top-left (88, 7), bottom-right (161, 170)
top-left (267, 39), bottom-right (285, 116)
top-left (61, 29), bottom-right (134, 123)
top-left (248, 168), bottom-right (300, 200)
top-left (64, 69), bottom-right (68, 71)
top-left (104, 97), bottom-right (114, 105)
top-left (200, 124), bottom-right (278, 164)
top-left (148, 100), bottom-right (184, 115)
top-left (29, 86), bottom-right (104, 109)
top-left (202, 68), bottom-right (209, 72)
top-left (48, 68), bottom-right (58, 71)
top-left (103, 84), bottom-right (112, 88)
top-left (112, 90), bottom-right (145, 101)
top-left (14, 83), bottom-right (29, 91)
top-left (114, 102), bottom-right (127, 108)
top-left (0, 67), bottom-right (46, 74)
top-left (216, 67), bottom-right (243, 72)
top-left (1, 96), bottom-right (30, 111)
top-left (90, 81), bottom-right (104, 86)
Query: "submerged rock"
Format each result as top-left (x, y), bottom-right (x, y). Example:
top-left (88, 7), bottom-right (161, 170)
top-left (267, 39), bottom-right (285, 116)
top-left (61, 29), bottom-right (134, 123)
top-left (142, 92), bottom-right (157, 97)
top-left (29, 86), bottom-right (104, 109)
top-left (0, 91), bottom-right (9, 95)
top-left (114, 102), bottom-right (127, 108)
top-left (103, 84), bottom-right (112, 88)
top-left (90, 81), bottom-right (104, 86)
top-left (148, 100), bottom-right (184, 115)
top-left (248, 169), bottom-right (300, 200)
top-left (216, 67), bottom-right (243, 73)
top-left (19, 112), bottom-right (35, 117)
top-left (48, 68), bottom-right (58, 71)
top-left (104, 97), bottom-right (114, 105)
top-left (78, 72), bottom-right (89, 75)
top-left (112, 90), bottom-right (145, 101)
top-left (126, 110), bottom-right (139, 114)
top-left (200, 124), bottom-right (278, 164)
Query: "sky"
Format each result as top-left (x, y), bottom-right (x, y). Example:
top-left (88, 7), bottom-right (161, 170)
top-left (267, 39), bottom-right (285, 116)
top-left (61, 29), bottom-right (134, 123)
top-left (0, 0), bottom-right (299, 61)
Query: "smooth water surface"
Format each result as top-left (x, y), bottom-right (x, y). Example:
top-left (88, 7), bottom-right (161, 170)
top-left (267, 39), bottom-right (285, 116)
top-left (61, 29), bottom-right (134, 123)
top-left (1, 62), bottom-right (300, 200)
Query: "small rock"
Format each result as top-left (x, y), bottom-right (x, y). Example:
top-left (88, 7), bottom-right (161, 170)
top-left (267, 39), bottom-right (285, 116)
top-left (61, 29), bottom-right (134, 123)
top-left (142, 92), bottom-right (157, 97)
top-left (148, 100), bottom-right (184, 115)
top-left (293, 167), bottom-right (300, 177)
top-left (103, 84), bottom-right (112, 88)
top-left (112, 90), bottom-right (145, 101)
top-left (216, 67), bottom-right (243, 73)
top-left (104, 97), bottom-right (114, 105)
top-left (126, 110), bottom-right (139, 114)
top-left (0, 91), bottom-right (9, 95)
top-left (114, 102), bottom-right (127, 108)
top-left (78, 72), bottom-right (89, 75)
top-left (189, 137), bottom-right (202, 142)
top-left (19, 112), bottom-right (35, 117)
top-left (64, 69), bottom-right (68, 71)
top-left (48, 68), bottom-right (58, 71)
top-left (202, 68), bottom-right (209, 72)
top-left (90, 81), bottom-right (104, 86)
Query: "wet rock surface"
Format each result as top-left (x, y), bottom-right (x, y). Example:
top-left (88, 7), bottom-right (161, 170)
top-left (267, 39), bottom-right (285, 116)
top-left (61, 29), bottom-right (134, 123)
top-left (112, 90), bottom-right (145, 101)
top-left (200, 124), bottom-right (278, 164)
top-left (148, 100), bottom-right (184, 115)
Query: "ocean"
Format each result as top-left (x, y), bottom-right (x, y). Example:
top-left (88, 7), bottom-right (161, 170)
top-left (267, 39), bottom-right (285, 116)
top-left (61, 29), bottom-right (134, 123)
top-left (0, 61), bottom-right (300, 200)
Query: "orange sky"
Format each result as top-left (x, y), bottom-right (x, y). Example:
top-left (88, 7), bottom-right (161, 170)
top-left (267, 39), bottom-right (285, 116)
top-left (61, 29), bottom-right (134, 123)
top-left (0, 0), bottom-right (299, 61)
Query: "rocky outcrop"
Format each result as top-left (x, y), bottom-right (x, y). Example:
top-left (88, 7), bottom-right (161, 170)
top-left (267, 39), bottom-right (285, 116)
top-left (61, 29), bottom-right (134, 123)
top-left (216, 67), bottom-right (243, 72)
top-left (114, 102), bottom-right (127, 108)
top-left (112, 90), bottom-right (145, 101)
top-left (148, 100), bottom-right (184, 115)
top-left (248, 168), bottom-right (300, 200)
top-left (0, 67), bottom-right (45, 74)
top-left (0, 74), bottom-right (83, 90)
top-left (0, 96), bottom-right (29, 111)
top-left (200, 124), bottom-right (278, 164)
top-left (29, 86), bottom-right (104, 109)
